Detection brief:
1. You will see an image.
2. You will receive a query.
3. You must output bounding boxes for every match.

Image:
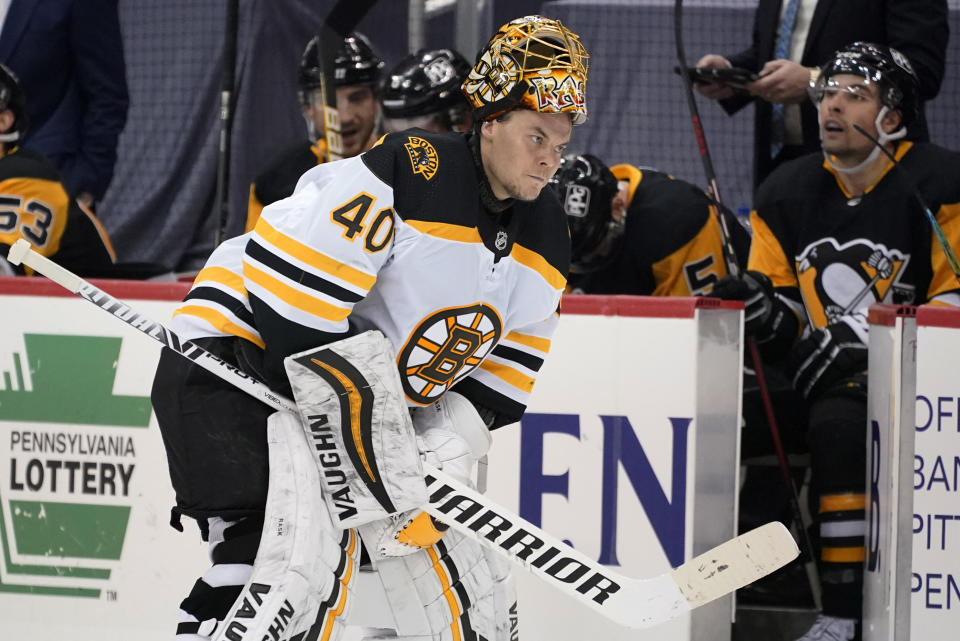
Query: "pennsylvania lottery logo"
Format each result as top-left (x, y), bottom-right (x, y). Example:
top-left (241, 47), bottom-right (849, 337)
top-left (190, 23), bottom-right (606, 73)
top-left (0, 334), bottom-right (151, 598)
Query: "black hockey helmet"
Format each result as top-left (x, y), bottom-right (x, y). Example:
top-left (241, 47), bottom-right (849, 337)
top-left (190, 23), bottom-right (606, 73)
top-left (298, 31), bottom-right (384, 102)
top-left (0, 63), bottom-right (28, 143)
top-left (548, 153), bottom-right (623, 273)
top-left (381, 48), bottom-right (471, 119)
top-left (812, 41), bottom-right (920, 126)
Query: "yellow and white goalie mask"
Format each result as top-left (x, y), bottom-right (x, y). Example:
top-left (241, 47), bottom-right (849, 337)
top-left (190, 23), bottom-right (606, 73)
top-left (462, 15), bottom-right (589, 124)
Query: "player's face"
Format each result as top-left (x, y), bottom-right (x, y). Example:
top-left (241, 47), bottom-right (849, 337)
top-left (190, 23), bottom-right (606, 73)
top-left (336, 85), bottom-right (380, 157)
top-left (817, 74), bottom-right (900, 165)
top-left (480, 110), bottom-right (572, 202)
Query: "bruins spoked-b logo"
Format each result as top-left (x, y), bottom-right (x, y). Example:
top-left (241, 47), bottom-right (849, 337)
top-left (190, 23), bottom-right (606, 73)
top-left (405, 136), bottom-right (439, 181)
top-left (399, 303), bottom-right (502, 404)
top-left (796, 237), bottom-right (913, 326)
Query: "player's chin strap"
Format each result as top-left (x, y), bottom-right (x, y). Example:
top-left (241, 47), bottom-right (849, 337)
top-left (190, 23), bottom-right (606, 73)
top-left (823, 106), bottom-right (907, 175)
top-left (0, 131), bottom-right (19, 142)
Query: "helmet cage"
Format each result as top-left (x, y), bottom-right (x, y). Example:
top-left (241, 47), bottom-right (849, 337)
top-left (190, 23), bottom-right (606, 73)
top-left (462, 16), bottom-right (588, 124)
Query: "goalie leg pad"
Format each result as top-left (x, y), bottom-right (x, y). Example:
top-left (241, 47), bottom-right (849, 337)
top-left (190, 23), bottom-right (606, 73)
top-left (370, 530), bottom-right (518, 641)
top-left (284, 330), bottom-right (427, 529)
top-left (211, 411), bottom-right (360, 641)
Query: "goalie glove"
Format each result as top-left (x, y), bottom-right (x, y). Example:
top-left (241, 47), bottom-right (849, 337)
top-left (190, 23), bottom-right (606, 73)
top-left (358, 392), bottom-right (492, 559)
top-left (787, 319), bottom-right (868, 400)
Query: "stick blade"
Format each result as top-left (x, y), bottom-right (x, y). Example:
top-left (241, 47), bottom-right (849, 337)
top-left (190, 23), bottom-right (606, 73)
top-left (671, 521), bottom-right (799, 608)
top-left (7, 239), bottom-right (30, 266)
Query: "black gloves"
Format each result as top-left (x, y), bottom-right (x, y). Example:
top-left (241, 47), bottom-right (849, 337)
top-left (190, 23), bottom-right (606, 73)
top-left (787, 321), bottom-right (868, 400)
top-left (712, 270), bottom-right (795, 345)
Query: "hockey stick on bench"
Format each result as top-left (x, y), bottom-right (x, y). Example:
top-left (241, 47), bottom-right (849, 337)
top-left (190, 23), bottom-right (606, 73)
top-left (7, 239), bottom-right (798, 629)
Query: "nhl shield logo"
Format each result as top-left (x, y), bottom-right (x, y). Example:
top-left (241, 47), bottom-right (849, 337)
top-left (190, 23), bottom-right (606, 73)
top-left (495, 230), bottom-right (508, 250)
top-left (405, 136), bottom-right (439, 181)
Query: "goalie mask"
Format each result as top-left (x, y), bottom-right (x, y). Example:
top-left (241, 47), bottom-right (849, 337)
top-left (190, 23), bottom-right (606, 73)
top-left (462, 15), bottom-right (589, 124)
top-left (0, 63), bottom-right (27, 143)
top-left (548, 153), bottom-right (624, 274)
top-left (381, 48), bottom-right (472, 132)
top-left (298, 31), bottom-right (385, 106)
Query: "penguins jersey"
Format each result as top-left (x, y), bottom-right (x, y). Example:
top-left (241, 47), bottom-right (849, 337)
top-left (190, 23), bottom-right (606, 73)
top-left (568, 165), bottom-right (748, 296)
top-left (174, 129), bottom-right (570, 426)
top-left (245, 140), bottom-right (327, 233)
top-left (0, 147), bottom-right (115, 277)
top-left (749, 141), bottom-right (960, 343)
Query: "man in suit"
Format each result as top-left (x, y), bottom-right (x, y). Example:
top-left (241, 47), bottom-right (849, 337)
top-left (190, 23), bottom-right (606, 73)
top-left (695, 0), bottom-right (947, 187)
top-left (0, 0), bottom-right (129, 206)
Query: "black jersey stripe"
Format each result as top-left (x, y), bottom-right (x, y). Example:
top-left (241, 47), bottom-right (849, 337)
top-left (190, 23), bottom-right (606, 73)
top-left (245, 239), bottom-right (364, 303)
top-left (492, 344), bottom-right (544, 372)
top-left (453, 377), bottom-right (526, 430)
top-left (185, 286), bottom-right (256, 327)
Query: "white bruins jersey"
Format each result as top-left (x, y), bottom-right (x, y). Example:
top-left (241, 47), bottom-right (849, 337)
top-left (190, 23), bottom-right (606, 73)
top-left (172, 130), bottom-right (570, 426)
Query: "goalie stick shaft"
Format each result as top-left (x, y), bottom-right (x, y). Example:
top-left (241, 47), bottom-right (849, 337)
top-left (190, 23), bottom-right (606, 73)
top-left (6, 238), bottom-right (798, 629)
top-left (674, 0), bottom-right (822, 610)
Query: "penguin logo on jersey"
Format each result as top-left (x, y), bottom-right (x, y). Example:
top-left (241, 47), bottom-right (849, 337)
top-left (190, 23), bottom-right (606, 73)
top-left (796, 237), bottom-right (913, 327)
top-left (405, 136), bottom-right (439, 181)
top-left (398, 303), bottom-right (503, 404)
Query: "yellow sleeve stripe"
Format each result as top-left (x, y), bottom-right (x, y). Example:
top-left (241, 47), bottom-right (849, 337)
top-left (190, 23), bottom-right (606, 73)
top-left (195, 266), bottom-right (247, 296)
top-left (511, 243), bottom-right (566, 290)
top-left (173, 305), bottom-right (265, 349)
top-left (243, 261), bottom-right (352, 322)
top-left (254, 217), bottom-right (376, 291)
top-left (506, 331), bottom-right (551, 353)
top-left (610, 163), bottom-right (643, 207)
top-left (821, 547), bottom-right (866, 563)
top-left (479, 359), bottom-right (536, 392)
top-left (819, 493), bottom-right (866, 513)
top-left (245, 183), bottom-right (265, 234)
top-left (77, 201), bottom-right (117, 262)
top-left (406, 219), bottom-right (483, 243)
top-left (748, 212), bottom-right (798, 288)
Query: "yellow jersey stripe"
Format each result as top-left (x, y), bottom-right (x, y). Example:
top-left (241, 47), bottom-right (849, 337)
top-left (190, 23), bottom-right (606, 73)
top-left (819, 493), bottom-right (866, 513)
top-left (195, 266), bottom-right (247, 296)
top-left (173, 305), bottom-right (265, 349)
top-left (749, 212), bottom-right (798, 289)
top-left (243, 261), bottom-right (352, 322)
top-left (255, 217), bottom-right (376, 291)
top-left (406, 219), bottom-right (483, 243)
top-left (821, 546), bottom-right (866, 563)
top-left (511, 243), bottom-right (566, 290)
top-left (480, 359), bottom-right (536, 392)
top-left (426, 547), bottom-right (462, 641)
top-left (506, 331), bottom-right (551, 353)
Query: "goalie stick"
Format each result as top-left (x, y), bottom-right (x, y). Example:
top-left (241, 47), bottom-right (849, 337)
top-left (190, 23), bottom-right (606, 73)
top-left (673, 0), bottom-right (822, 610)
top-left (7, 238), bottom-right (798, 629)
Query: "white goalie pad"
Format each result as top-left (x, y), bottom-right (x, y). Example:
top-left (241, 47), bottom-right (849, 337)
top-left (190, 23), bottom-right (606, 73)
top-left (213, 411), bottom-right (360, 641)
top-left (284, 330), bottom-right (427, 529)
top-left (368, 529), bottom-right (517, 641)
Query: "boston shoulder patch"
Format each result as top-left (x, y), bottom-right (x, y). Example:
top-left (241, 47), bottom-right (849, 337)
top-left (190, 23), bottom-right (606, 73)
top-left (404, 135), bottom-right (439, 181)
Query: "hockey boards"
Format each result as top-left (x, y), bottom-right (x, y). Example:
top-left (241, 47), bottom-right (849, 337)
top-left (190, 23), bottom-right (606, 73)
top-left (6, 239), bottom-right (799, 629)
